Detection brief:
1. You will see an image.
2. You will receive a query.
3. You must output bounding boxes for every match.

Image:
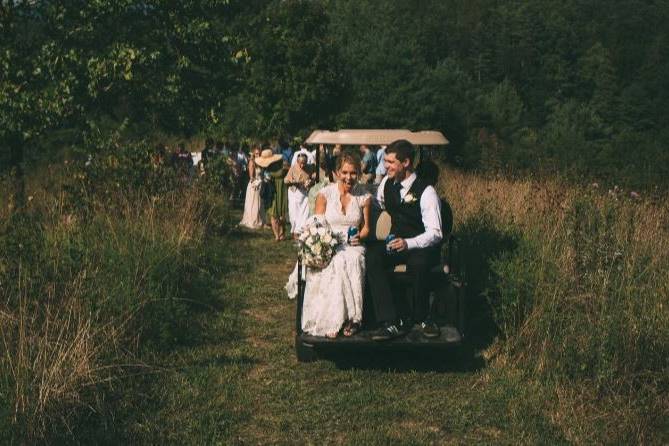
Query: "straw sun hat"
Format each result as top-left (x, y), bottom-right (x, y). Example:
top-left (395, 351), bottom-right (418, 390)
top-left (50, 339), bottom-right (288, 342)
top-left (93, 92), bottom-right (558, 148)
top-left (254, 149), bottom-right (283, 167)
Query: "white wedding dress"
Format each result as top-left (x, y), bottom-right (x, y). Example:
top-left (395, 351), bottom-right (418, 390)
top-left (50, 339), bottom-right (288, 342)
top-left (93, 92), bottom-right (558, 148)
top-left (288, 185), bottom-right (309, 235)
top-left (286, 183), bottom-right (371, 336)
top-left (239, 168), bottom-right (266, 229)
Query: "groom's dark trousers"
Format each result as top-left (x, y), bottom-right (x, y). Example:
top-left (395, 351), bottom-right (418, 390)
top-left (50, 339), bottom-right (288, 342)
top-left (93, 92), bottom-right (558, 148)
top-left (366, 241), bottom-right (440, 324)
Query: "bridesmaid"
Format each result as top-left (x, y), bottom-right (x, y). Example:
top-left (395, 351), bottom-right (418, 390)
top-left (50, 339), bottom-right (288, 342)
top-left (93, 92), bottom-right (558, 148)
top-left (285, 153), bottom-right (312, 239)
top-left (239, 146), bottom-right (267, 229)
top-left (255, 148), bottom-right (289, 241)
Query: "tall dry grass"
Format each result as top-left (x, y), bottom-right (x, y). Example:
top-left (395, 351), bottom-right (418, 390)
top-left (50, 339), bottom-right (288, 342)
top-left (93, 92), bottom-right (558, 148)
top-left (440, 167), bottom-right (669, 443)
top-left (0, 179), bottom-right (229, 442)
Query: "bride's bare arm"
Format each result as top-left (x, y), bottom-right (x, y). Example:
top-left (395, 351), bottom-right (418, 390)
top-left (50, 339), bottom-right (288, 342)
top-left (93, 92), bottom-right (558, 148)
top-left (359, 197), bottom-right (372, 240)
top-left (315, 192), bottom-right (327, 215)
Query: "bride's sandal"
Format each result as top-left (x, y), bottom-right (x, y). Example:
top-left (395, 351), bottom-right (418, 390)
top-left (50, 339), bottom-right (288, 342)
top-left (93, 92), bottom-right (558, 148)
top-left (343, 322), bottom-right (360, 337)
top-left (326, 331), bottom-right (339, 339)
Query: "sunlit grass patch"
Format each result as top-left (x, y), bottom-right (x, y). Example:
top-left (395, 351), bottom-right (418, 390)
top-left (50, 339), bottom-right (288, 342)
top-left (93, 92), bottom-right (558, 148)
top-left (440, 166), bottom-right (669, 443)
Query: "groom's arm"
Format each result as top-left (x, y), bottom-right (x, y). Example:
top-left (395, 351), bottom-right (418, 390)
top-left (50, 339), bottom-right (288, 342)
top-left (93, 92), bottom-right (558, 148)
top-left (404, 186), bottom-right (442, 250)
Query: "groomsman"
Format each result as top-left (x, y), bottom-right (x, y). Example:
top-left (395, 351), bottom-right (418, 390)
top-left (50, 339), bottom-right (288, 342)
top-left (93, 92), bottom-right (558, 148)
top-left (366, 139), bottom-right (443, 340)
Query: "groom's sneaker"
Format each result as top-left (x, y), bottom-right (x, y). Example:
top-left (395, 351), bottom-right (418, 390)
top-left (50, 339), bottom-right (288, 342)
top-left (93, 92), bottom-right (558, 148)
top-left (371, 322), bottom-right (407, 341)
top-left (419, 320), bottom-right (441, 339)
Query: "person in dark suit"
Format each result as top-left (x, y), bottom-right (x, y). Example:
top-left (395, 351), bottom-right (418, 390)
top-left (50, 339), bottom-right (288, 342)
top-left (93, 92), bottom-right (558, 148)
top-left (366, 139), bottom-right (443, 340)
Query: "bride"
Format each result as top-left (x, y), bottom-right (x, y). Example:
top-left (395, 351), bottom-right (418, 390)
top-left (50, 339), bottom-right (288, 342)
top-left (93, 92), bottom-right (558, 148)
top-left (287, 151), bottom-right (372, 338)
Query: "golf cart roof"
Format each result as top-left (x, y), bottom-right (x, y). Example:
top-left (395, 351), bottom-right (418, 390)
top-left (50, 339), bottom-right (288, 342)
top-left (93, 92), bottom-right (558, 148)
top-left (305, 129), bottom-right (449, 146)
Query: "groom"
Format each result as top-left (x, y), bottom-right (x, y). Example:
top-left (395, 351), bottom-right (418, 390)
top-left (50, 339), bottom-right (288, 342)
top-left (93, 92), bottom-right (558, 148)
top-left (366, 139), bottom-right (443, 340)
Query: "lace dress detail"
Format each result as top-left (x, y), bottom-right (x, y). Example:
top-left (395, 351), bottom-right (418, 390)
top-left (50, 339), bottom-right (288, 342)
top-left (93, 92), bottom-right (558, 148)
top-left (293, 183), bottom-right (371, 336)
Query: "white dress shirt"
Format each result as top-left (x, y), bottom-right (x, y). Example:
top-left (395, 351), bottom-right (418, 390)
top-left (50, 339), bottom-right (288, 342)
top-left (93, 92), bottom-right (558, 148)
top-left (375, 147), bottom-right (387, 175)
top-left (291, 147), bottom-right (316, 166)
top-left (376, 172), bottom-right (442, 250)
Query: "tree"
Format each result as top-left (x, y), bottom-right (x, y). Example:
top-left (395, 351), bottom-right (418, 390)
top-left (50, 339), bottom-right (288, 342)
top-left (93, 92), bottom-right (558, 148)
top-left (223, 0), bottom-right (347, 139)
top-left (579, 42), bottom-right (620, 126)
top-left (1, 1), bottom-right (242, 208)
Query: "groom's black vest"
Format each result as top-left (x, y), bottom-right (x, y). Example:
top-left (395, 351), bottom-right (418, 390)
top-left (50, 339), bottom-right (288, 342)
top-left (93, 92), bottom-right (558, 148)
top-left (384, 177), bottom-right (429, 239)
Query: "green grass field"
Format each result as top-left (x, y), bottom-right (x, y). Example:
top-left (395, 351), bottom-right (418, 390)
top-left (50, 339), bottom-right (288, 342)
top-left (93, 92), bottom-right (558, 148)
top-left (3, 164), bottom-right (666, 444)
top-left (105, 220), bottom-right (572, 445)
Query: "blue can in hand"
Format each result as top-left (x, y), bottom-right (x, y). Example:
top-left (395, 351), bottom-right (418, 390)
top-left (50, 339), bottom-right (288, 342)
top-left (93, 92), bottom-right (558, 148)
top-left (385, 234), bottom-right (396, 253)
top-left (347, 226), bottom-right (359, 244)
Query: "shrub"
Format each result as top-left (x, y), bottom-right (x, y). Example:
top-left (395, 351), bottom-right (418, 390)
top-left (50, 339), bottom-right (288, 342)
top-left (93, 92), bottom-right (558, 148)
top-left (488, 235), bottom-right (545, 342)
top-left (0, 142), bottom-right (231, 442)
top-left (441, 166), bottom-right (669, 442)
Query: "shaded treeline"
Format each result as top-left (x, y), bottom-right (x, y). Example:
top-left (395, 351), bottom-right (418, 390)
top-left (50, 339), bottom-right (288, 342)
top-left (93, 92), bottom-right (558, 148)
top-left (327, 0), bottom-right (669, 190)
top-left (2, 0), bottom-right (668, 189)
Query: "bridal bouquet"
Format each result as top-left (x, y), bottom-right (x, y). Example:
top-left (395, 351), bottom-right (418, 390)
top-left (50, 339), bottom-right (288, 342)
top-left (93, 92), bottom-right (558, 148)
top-left (298, 217), bottom-right (342, 269)
top-left (250, 177), bottom-right (263, 190)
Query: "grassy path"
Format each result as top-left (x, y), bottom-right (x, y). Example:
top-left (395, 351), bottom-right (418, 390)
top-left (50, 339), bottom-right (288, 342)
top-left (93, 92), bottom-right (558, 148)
top-left (128, 224), bottom-right (567, 445)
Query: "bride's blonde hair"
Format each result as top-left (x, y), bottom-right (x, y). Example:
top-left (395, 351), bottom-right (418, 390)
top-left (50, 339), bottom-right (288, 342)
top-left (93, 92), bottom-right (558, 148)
top-left (336, 150), bottom-right (362, 174)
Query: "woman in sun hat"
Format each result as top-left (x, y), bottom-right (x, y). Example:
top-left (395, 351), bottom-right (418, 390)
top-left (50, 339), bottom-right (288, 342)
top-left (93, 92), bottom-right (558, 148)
top-left (255, 148), bottom-right (289, 241)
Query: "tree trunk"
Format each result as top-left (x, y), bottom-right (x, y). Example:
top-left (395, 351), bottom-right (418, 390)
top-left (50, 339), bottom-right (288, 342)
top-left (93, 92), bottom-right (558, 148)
top-left (8, 134), bottom-right (26, 211)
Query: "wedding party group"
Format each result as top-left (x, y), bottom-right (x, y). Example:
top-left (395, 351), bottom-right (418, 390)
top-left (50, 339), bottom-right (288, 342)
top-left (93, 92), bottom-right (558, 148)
top-left (238, 138), bottom-right (386, 242)
top-left (283, 139), bottom-right (445, 342)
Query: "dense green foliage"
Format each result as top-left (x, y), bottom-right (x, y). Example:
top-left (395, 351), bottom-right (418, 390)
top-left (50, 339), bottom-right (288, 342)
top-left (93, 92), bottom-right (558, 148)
top-left (324, 0), bottom-right (669, 188)
top-left (0, 0), bottom-right (241, 205)
top-left (3, 0), bottom-right (669, 189)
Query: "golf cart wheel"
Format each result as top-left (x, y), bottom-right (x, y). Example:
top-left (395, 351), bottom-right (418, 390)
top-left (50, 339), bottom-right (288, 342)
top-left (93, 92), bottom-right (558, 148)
top-left (295, 335), bottom-right (317, 363)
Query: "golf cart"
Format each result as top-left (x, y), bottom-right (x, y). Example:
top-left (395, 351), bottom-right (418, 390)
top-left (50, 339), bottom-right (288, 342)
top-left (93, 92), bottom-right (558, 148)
top-left (294, 129), bottom-right (466, 362)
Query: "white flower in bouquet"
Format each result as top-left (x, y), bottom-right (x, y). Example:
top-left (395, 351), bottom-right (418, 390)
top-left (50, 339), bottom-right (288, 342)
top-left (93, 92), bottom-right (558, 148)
top-left (297, 218), bottom-right (342, 269)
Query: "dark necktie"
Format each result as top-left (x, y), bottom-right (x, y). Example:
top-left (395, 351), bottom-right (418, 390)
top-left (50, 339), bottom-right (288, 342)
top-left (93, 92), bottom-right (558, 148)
top-left (391, 181), bottom-right (402, 201)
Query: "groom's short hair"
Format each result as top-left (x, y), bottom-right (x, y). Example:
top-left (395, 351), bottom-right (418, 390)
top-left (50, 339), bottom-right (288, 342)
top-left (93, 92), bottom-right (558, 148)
top-left (386, 139), bottom-right (414, 163)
